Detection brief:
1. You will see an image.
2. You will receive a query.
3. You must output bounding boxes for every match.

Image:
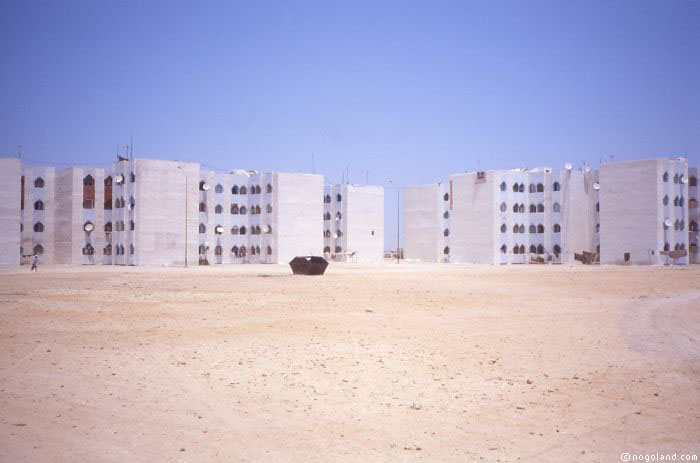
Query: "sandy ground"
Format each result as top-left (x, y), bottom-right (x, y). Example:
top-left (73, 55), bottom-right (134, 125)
top-left (0, 262), bottom-right (698, 463)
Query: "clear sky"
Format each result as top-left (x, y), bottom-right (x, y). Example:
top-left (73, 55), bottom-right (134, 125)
top-left (1, 0), bottom-right (698, 248)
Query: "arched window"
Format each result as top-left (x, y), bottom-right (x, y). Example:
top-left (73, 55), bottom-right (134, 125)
top-left (537, 203), bottom-right (544, 212)
top-left (500, 244), bottom-right (507, 254)
top-left (674, 196), bottom-right (679, 207)
top-left (529, 224), bottom-right (536, 233)
top-left (673, 173), bottom-right (680, 184)
top-left (34, 177), bottom-right (45, 188)
top-left (267, 246), bottom-right (272, 255)
top-left (251, 246), bottom-right (256, 255)
top-left (518, 204), bottom-right (525, 213)
top-left (443, 211), bottom-right (449, 219)
top-left (553, 202), bottom-right (561, 212)
top-left (231, 204), bottom-right (239, 214)
top-left (500, 182), bottom-right (507, 192)
top-left (663, 195), bottom-right (669, 206)
top-left (500, 223), bottom-right (507, 233)
top-left (324, 194), bottom-right (331, 203)
top-left (443, 193), bottom-right (449, 201)
top-left (529, 183), bottom-right (536, 193)
top-left (336, 212), bottom-right (342, 220)
top-left (529, 245), bottom-right (537, 254)
top-left (232, 185), bottom-right (239, 194)
top-left (104, 176), bottom-right (113, 210)
top-left (519, 183), bottom-right (525, 193)
top-left (104, 244), bottom-right (112, 256)
top-left (530, 204), bottom-right (537, 213)
top-left (231, 226), bottom-right (239, 235)
top-left (130, 172), bottom-right (136, 183)
top-left (267, 204), bottom-right (272, 213)
top-left (83, 175), bottom-right (95, 208)
top-left (513, 224), bottom-right (519, 233)
top-left (537, 244), bottom-right (544, 254)
top-left (255, 185), bottom-right (261, 194)
top-left (255, 205), bottom-right (261, 214)
top-left (240, 186), bottom-right (247, 195)
top-left (513, 245), bottom-right (520, 254)
top-left (199, 202), bottom-right (206, 212)
top-left (512, 183), bottom-right (519, 192)
top-left (324, 246), bottom-right (331, 253)
top-left (240, 206), bottom-right (247, 215)
top-left (537, 183), bottom-right (544, 192)
top-left (34, 200), bottom-right (44, 211)
top-left (553, 182), bottom-right (560, 191)
top-left (690, 199), bottom-right (698, 209)
top-left (500, 202), bottom-right (507, 212)
top-left (215, 204), bottom-right (222, 214)
top-left (537, 224), bottom-right (544, 233)
top-left (519, 224), bottom-right (525, 234)
top-left (679, 197), bottom-right (685, 207)
top-left (553, 244), bottom-right (561, 255)
top-left (34, 222), bottom-right (44, 233)
top-left (443, 246), bottom-right (450, 255)
top-left (104, 222), bottom-right (112, 233)
top-left (199, 181), bottom-right (206, 191)
top-left (232, 246), bottom-right (239, 257)
top-left (240, 246), bottom-right (247, 256)
top-left (662, 172), bottom-right (669, 182)
top-left (82, 244), bottom-right (94, 255)
top-left (512, 204), bottom-right (519, 213)
top-left (553, 223), bottom-right (561, 233)
top-left (674, 220), bottom-right (680, 231)
top-left (199, 223), bottom-right (206, 234)
top-left (596, 223), bottom-right (600, 233)
top-left (129, 220), bottom-right (135, 231)
top-left (215, 245), bottom-right (222, 256)
top-left (255, 225), bottom-right (261, 235)
top-left (324, 212), bottom-right (331, 220)
top-left (595, 202), bottom-right (599, 212)
top-left (443, 228), bottom-right (450, 237)
top-left (690, 221), bottom-right (698, 232)
top-left (199, 245), bottom-right (206, 255)
top-left (33, 244), bottom-right (44, 255)
top-left (215, 184), bottom-right (223, 194)
top-left (267, 184), bottom-right (273, 193)
top-left (519, 244), bottom-right (525, 254)
top-left (690, 176), bottom-right (697, 187)
top-left (664, 242), bottom-right (670, 251)
top-left (337, 194), bottom-right (343, 202)
top-left (240, 226), bottom-right (247, 235)
top-left (324, 229), bottom-right (331, 238)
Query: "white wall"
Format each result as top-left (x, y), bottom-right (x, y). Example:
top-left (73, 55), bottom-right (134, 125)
top-left (0, 158), bottom-right (21, 265)
top-left (450, 173), bottom-right (495, 264)
top-left (344, 185), bottom-right (384, 262)
top-left (403, 184), bottom-right (442, 262)
top-left (275, 173), bottom-right (324, 263)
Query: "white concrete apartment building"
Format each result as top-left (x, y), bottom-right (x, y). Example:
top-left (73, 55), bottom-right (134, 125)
top-left (404, 166), bottom-right (598, 264)
top-left (0, 156), bottom-right (383, 267)
top-left (322, 184), bottom-right (384, 262)
top-left (599, 158), bottom-right (690, 265)
top-left (405, 158), bottom-right (698, 265)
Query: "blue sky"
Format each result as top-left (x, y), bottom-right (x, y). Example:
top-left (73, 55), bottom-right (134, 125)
top-left (1, 0), bottom-right (698, 248)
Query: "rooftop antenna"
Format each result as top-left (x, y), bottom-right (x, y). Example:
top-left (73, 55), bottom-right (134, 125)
top-left (346, 166), bottom-right (349, 184)
top-left (130, 132), bottom-right (134, 160)
top-left (366, 170), bottom-right (369, 184)
top-left (16, 145), bottom-right (22, 159)
top-left (477, 158), bottom-right (480, 171)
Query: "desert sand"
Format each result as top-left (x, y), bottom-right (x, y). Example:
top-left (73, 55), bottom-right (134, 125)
top-left (0, 262), bottom-right (698, 462)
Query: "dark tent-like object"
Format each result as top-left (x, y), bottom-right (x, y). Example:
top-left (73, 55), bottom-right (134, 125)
top-left (289, 256), bottom-right (329, 275)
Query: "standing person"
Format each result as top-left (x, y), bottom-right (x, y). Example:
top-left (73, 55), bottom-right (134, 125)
top-left (31, 254), bottom-right (39, 272)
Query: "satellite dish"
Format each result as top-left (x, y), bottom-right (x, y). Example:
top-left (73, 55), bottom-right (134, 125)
top-left (593, 182), bottom-right (600, 191)
top-left (584, 166), bottom-right (591, 173)
top-left (127, 203), bottom-right (133, 210)
top-left (664, 219), bottom-right (672, 228)
top-left (564, 163), bottom-right (572, 171)
top-left (201, 182), bottom-right (210, 191)
top-left (264, 225), bottom-right (271, 233)
top-left (215, 226), bottom-right (223, 234)
top-left (83, 222), bottom-right (94, 232)
top-left (332, 232), bottom-right (339, 239)
top-left (114, 174), bottom-right (124, 184)
top-left (681, 176), bottom-right (688, 184)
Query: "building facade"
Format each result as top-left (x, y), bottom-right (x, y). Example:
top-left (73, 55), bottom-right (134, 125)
top-left (322, 184), bottom-right (384, 262)
top-left (0, 157), bottom-right (383, 266)
top-left (405, 158), bottom-right (696, 265)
